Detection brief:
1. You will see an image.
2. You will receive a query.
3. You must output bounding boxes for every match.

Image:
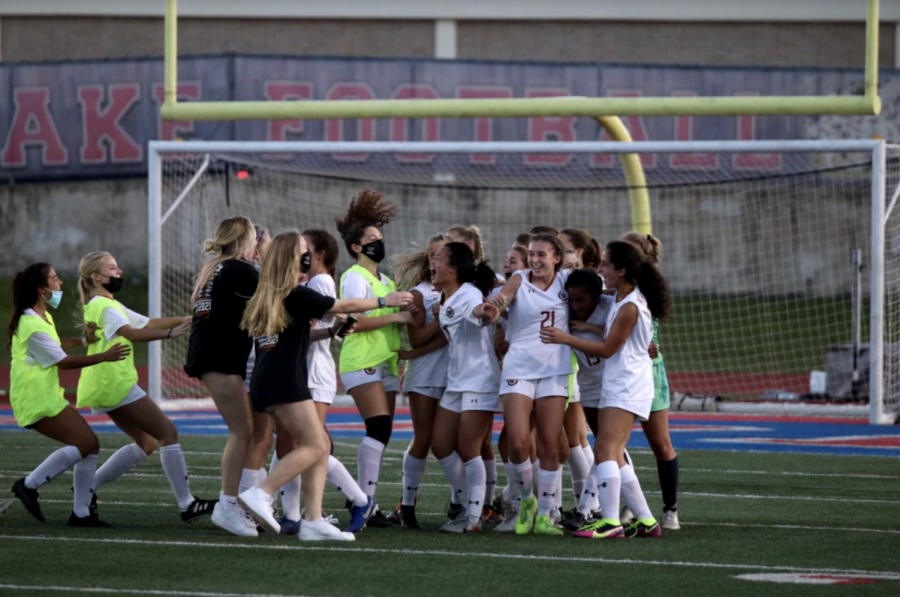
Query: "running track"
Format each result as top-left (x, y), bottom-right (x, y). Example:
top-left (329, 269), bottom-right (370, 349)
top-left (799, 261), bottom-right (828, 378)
top-left (2, 407), bottom-right (899, 458)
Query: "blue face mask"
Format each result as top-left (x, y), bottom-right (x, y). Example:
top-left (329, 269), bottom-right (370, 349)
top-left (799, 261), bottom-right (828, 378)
top-left (46, 290), bottom-right (63, 309)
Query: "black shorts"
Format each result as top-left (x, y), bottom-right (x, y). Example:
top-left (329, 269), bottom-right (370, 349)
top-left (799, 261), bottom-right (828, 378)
top-left (250, 389), bottom-right (312, 413)
top-left (183, 356), bottom-right (248, 381)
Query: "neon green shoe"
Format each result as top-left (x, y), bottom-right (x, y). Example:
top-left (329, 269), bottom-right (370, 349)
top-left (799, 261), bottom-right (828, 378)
top-left (624, 518), bottom-right (661, 538)
top-left (515, 496), bottom-right (536, 535)
top-left (534, 514), bottom-right (564, 536)
top-left (572, 518), bottom-right (625, 539)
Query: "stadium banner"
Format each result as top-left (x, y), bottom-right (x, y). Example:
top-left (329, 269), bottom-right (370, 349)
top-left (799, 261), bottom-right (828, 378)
top-left (1, 54), bottom-right (897, 181)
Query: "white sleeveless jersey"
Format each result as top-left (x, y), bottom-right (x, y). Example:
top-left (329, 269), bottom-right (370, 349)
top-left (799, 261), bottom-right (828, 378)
top-left (404, 281), bottom-right (448, 389)
top-left (501, 269), bottom-right (573, 381)
top-left (601, 286), bottom-right (654, 403)
top-left (303, 274), bottom-right (337, 392)
top-left (440, 283), bottom-right (500, 393)
top-left (571, 296), bottom-right (614, 393)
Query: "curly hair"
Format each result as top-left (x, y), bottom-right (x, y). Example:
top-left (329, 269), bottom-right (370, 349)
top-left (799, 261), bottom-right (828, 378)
top-left (334, 189), bottom-right (398, 259)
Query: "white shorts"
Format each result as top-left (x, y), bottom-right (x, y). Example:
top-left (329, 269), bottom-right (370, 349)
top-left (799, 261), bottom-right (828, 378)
top-left (440, 391), bottom-right (502, 414)
top-left (341, 363), bottom-right (400, 394)
top-left (405, 386), bottom-right (444, 399)
top-left (500, 374), bottom-right (569, 400)
top-left (570, 379), bottom-right (581, 404)
top-left (600, 396), bottom-right (652, 422)
top-left (579, 386), bottom-right (603, 409)
top-left (311, 389), bottom-right (335, 405)
top-left (90, 384), bottom-right (147, 414)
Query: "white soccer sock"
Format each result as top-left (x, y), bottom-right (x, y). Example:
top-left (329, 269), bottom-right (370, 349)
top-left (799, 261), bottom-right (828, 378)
top-left (483, 457), bottom-right (497, 506)
top-left (72, 453), bottom-right (97, 518)
top-left (219, 491), bottom-right (238, 508)
top-left (532, 458), bottom-right (541, 494)
top-left (24, 444), bottom-right (83, 489)
top-left (95, 443), bottom-right (147, 489)
top-left (536, 468), bottom-right (558, 517)
top-left (567, 446), bottom-right (590, 500)
top-left (596, 460), bottom-right (622, 523)
top-left (328, 455), bottom-right (367, 508)
top-left (258, 467), bottom-right (267, 484)
top-left (578, 466), bottom-right (600, 514)
top-left (554, 467), bottom-right (563, 511)
top-left (583, 445), bottom-right (595, 469)
top-left (620, 462), bottom-right (653, 521)
top-left (239, 468), bottom-right (261, 496)
top-left (401, 451), bottom-right (427, 507)
top-left (502, 461), bottom-right (519, 511)
top-left (511, 459), bottom-right (534, 502)
top-left (357, 437), bottom-right (386, 498)
top-left (280, 476), bottom-right (302, 521)
top-left (437, 452), bottom-right (467, 506)
top-left (464, 457), bottom-right (486, 520)
top-left (160, 444), bottom-right (194, 510)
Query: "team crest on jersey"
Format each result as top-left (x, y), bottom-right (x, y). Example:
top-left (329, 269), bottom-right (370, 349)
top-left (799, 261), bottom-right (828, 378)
top-left (446, 306), bottom-right (454, 317)
top-left (558, 291), bottom-right (568, 301)
top-left (364, 367), bottom-right (376, 375)
top-left (507, 380), bottom-right (518, 386)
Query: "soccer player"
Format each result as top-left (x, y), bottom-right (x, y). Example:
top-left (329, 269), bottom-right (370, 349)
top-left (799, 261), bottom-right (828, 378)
top-left (334, 190), bottom-right (415, 527)
top-left (184, 216), bottom-right (260, 536)
top-left (77, 251), bottom-right (215, 523)
top-left (489, 233), bottom-right (573, 536)
top-left (621, 231), bottom-right (680, 530)
top-left (6, 262), bottom-right (127, 527)
top-left (237, 231), bottom-right (412, 541)
top-left (541, 241), bottom-right (670, 539)
top-left (431, 242), bottom-right (502, 533)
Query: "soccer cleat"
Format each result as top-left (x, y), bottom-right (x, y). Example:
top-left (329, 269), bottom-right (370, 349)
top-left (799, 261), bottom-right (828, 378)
top-left (67, 511), bottom-right (112, 528)
top-left (180, 497), bottom-right (217, 523)
top-left (299, 517), bottom-right (356, 541)
top-left (482, 505), bottom-right (502, 525)
top-left (492, 490), bottom-right (512, 516)
top-left (463, 515), bottom-right (483, 533)
top-left (89, 492), bottom-right (98, 517)
top-left (662, 509), bottom-right (681, 530)
top-left (238, 487), bottom-right (281, 535)
top-left (445, 501), bottom-right (465, 519)
top-left (11, 478), bottom-right (44, 522)
top-left (279, 517), bottom-right (301, 536)
top-left (624, 518), bottom-right (662, 538)
top-left (365, 503), bottom-right (392, 528)
top-left (591, 508), bottom-right (603, 521)
top-left (398, 504), bottom-right (421, 530)
top-left (323, 513), bottom-right (340, 527)
top-left (561, 509), bottom-right (593, 532)
top-left (572, 519), bottom-right (625, 539)
top-left (515, 495), bottom-right (537, 535)
top-left (534, 514), bottom-right (564, 536)
top-left (549, 507), bottom-right (563, 527)
top-left (620, 505), bottom-right (635, 525)
top-left (346, 496), bottom-right (377, 533)
top-left (440, 516), bottom-right (467, 533)
top-left (0, 498), bottom-right (15, 515)
top-left (211, 502), bottom-right (258, 537)
top-left (385, 501), bottom-right (402, 525)
top-left (494, 509), bottom-right (519, 532)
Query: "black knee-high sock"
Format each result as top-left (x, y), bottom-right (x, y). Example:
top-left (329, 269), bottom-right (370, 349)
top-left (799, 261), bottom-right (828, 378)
top-left (657, 456), bottom-right (679, 511)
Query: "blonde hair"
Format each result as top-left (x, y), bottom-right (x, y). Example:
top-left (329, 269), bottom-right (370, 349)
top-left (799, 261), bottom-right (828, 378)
top-left (447, 225), bottom-right (486, 263)
top-left (621, 231), bottom-right (662, 268)
top-left (192, 216), bottom-right (256, 302)
top-left (393, 233), bottom-right (449, 291)
top-left (241, 230), bottom-right (302, 337)
top-left (78, 251), bottom-right (112, 308)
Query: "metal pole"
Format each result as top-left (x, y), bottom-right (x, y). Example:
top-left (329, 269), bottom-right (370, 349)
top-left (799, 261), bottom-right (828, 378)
top-left (851, 248), bottom-right (863, 401)
top-left (148, 147), bottom-right (163, 403)
top-left (869, 141), bottom-right (887, 424)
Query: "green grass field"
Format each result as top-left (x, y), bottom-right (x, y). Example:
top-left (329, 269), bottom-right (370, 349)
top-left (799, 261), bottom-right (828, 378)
top-left (1, 431), bottom-right (899, 597)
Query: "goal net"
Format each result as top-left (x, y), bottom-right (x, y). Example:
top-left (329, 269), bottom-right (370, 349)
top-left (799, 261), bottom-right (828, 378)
top-left (148, 140), bottom-right (900, 424)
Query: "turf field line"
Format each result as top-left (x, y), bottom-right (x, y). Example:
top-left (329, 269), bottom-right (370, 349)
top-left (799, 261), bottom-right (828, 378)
top-left (3, 534), bottom-right (900, 578)
top-left (0, 584), bottom-right (331, 597)
top-left (636, 466), bottom-right (900, 480)
top-left (661, 491), bottom-right (900, 505)
top-left (687, 522), bottom-right (900, 535)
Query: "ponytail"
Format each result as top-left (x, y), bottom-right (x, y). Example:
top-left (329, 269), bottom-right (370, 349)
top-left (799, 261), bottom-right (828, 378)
top-left (444, 242), bottom-right (497, 297)
top-left (605, 240), bottom-right (670, 321)
top-left (6, 263), bottom-right (52, 351)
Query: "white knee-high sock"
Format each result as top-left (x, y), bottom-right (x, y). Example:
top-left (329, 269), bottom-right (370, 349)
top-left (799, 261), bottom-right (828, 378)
top-left (24, 445), bottom-right (83, 489)
top-left (578, 465), bottom-right (600, 514)
top-left (464, 457), bottom-right (487, 520)
top-left (401, 451), bottom-right (427, 507)
top-left (502, 461), bottom-right (520, 512)
top-left (438, 452), bottom-right (466, 506)
top-left (328, 455), bottom-right (367, 508)
top-left (596, 460), bottom-right (622, 523)
top-left (583, 445), bottom-right (595, 469)
top-left (72, 453), bottom-right (97, 517)
top-left (357, 437), bottom-right (385, 498)
top-left (554, 467), bottom-right (563, 510)
top-left (537, 468), bottom-right (558, 516)
top-left (239, 468), bottom-right (261, 496)
top-left (95, 443), bottom-right (146, 489)
top-left (159, 444), bottom-right (194, 510)
top-left (512, 459), bottom-right (534, 502)
top-left (532, 458), bottom-right (541, 494)
top-left (280, 475), bottom-right (301, 521)
top-left (567, 446), bottom-right (590, 500)
top-left (483, 457), bottom-right (497, 506)
top-left (620, 462), bottom-right (653, 521)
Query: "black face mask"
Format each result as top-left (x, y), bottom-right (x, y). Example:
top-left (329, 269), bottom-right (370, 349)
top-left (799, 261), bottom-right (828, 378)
top-left (300, 251), bottom-right (312, 274)
top-left (101, 275), bottom-right (124, 294)
top-left (360, 239), bottom-right (386, 264)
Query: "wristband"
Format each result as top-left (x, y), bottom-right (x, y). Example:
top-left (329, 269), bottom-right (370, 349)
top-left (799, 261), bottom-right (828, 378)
top-left (81, 334), bottom-right (88, 347)
top-left (167, 329), bottom-right (172, 339)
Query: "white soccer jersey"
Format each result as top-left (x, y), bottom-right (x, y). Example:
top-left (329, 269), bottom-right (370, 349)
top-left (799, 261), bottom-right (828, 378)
top-left (571, 296), bottom-right (614, 393)
top-left (404, 281), bottom-right (448, 390)
top-left (303, 274), bottom-right (337, 392)
top-left (440, 283), bottom-right (500, 394)
top-left (601, 286), bottom-right (654, 403)
top-left (501, 269), bottom-right (573, 381)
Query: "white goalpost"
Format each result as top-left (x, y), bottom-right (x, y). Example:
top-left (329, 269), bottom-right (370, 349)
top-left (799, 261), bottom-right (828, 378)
top-left (147, 140), bottom-right (900, 425)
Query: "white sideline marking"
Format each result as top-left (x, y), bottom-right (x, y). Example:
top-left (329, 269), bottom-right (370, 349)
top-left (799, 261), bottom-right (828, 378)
top-left (0, 584), bottom-right (331, 597)
top-left (2, 534), bottom-right (899, 578)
